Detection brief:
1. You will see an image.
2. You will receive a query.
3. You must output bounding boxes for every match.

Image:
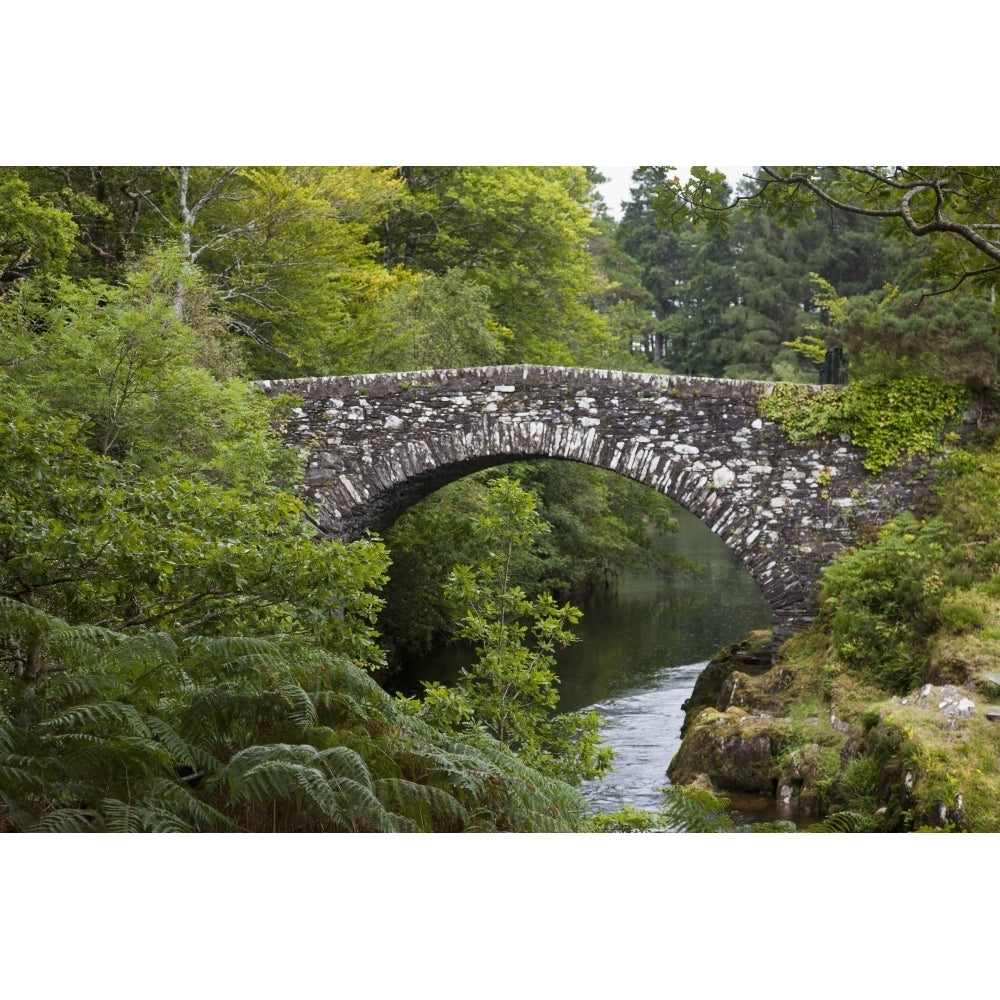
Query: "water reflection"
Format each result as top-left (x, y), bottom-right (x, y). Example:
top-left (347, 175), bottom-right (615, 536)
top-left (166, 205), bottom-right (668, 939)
top-left (556, 507), bottom-right (771, 712)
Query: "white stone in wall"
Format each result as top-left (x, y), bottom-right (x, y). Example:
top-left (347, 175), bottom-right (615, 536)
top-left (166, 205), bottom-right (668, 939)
top-left (674, 443), bottom-right (700, 455)
top-left (338, 475), bottom-right (363, 504)
top-left (712, 466), bottom-right (736, 488)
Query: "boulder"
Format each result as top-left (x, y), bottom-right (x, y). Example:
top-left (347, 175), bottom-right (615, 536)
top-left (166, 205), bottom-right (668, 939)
top-left (668, 707), bottom-right (783, 794)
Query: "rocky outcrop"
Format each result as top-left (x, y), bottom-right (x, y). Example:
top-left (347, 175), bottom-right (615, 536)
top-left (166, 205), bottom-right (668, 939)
top-left (679, 630), bottom-right (775, 735)
top-left (668, 632), bottom-right (848, 813)
top-left (669, 632), bottom-right (797, 794)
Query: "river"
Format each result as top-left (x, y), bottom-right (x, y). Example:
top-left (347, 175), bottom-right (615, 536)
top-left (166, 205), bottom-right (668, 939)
top-left (558, 507), bottom-right (772, 816)
top-left (396, 506), bottom-right (774, 818)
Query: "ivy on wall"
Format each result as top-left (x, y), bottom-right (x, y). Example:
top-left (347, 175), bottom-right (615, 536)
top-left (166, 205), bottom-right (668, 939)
top-left (758, 376), bottom-right (969, 474)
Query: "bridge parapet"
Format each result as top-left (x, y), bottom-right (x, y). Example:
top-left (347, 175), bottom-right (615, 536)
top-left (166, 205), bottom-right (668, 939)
top-left (259, 365), bottom-right (941, 637)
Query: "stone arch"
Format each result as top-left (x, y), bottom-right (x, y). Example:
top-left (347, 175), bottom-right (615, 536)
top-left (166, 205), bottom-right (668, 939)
top-left (259, 365), bottom-right (939, 638)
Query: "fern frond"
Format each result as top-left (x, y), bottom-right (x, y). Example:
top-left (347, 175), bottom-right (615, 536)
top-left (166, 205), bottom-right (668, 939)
top-left (40, 670), bottom-right (117, 703)
top-left (657, 785), bottom-right (736, 832)
top-left (374, 777), bottom-right (469, 832)
top-left (32, 808), bottom-right (99, 833)
top-left (279, 681), bottom-right (317, 730)
top-left (98, 797), bottom-right (153, 834)
top-left (97, 630), bottom-right (179, 680)
top-left (143, 778), bottom-right (236, 832)
top-left (0, 763), bottom-right (47, 792)
top-left (805, 811), bottom-right (873, 832)
top-left (38, 700), bottom-right (152, 738)
top-left (144, 715), bottom-right (199, 769)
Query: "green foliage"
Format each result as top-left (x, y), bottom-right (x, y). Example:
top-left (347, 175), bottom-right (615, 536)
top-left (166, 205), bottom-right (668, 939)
top-left (0, 177), bottom-right (78, 294)
top-left (0, 376), bottom-right (388, 670)
top-left (820, 514), bottom-right (950, 693)
top-left (804, 811), bottom-right (874, 833)
top-left (586, 804), bottom-right (664, 832)
top-left (0, 246), bottom-right (596, 830)
top-left (414, 477), bottom-right (613, 784)
top-left (758, 375), bottom-right (968, 474)
top-left (656, 783), bottom-right (737, 831)
top-left (352, 268), bottom-right (510, 372)
top-left (1, 245), bottom-right (298, 486)
top-left (643, 166), bottom-right (1000, 295)
top-left (380, 166), bottom-right (620, 367)
top-left (618, 170), bottom-right (906, 380)
top-left (782, 335), bottom-right (829, 365)
top-left (834, 283), bottom-right (1000, 388)
top-left (0, 601), bottom-right (588, 832)
top-left (192, 166), bottom-right (406, 376)
top-left (746, 167), bottom-right (1000, 295)
top-left (8, 166), bottom-right (407, 378)
top-left (379, 461), bottom-right (682, 660)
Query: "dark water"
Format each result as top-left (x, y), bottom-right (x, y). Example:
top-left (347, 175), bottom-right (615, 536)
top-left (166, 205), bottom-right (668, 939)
top-left (398, 507), bottom-right (774, 816)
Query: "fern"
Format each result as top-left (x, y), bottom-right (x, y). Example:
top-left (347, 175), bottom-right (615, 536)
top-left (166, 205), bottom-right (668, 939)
top-left (657, 785), bottom-right (736, 832)
top-left (39, 700), bottom-right (153, 738)
top-left (374, 777), bottom-right (470, 832)
top-left (33, 808), bottom-right (100, 833)
top-left (804, 811), bottom-right (874, 832)
top-left (2, 596), bottom-right (593, 832)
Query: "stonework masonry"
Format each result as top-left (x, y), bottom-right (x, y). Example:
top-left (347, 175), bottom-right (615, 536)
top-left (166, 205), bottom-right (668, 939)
top-left (258, 365), bottom-right (948, 639)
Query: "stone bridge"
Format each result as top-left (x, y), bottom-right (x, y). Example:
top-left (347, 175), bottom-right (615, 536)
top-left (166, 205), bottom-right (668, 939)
top-left (258, 365), bottom-right (941, 637)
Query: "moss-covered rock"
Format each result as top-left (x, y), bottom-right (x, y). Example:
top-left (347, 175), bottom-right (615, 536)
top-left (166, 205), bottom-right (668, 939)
top-left (679, 630), bottom-right (775, 735)
top-left (668, 706), bottom-right (785, 793)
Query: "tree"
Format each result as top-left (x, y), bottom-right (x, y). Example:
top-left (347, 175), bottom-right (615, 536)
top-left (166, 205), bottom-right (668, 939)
top-left (0, 177), bottom-right (77, 296)
top-left (415, 477), bottom-right (613, 784)
top-left (643, 166), bottom-right (1000, 297)
top-left (1, 245), bottom-right (294, 484)
top-left (0, 230), bottom-right (590, 832)
top-left (190, 166), bottom-right (405, 375)
top-left (811, 275), bottom-right (1000, 388)
top-left (347, 267), bottom-right (509, 372)
top-left (6, 166), bottom-right (406, 376)
top-left (617, 168), bottom-right (928, 380)
top-left (617, 172), bottom-right (744, 376)
top-left (379, 166), bottom-right (622, 367)
top-left (577, 212), bottom-right (656, 363)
